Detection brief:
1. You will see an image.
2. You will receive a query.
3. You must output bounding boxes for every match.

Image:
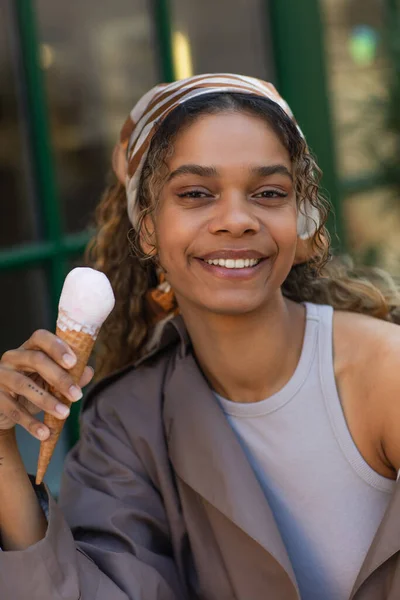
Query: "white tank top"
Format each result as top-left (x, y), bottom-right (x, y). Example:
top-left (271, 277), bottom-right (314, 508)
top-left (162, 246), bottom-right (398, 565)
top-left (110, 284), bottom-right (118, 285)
top-left (215, 302), bottom-right (395, 600)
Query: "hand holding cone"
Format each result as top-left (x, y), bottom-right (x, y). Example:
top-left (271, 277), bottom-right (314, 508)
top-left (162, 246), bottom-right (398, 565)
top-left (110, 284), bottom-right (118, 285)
top-left (36, 268), bottom-right (115, 485)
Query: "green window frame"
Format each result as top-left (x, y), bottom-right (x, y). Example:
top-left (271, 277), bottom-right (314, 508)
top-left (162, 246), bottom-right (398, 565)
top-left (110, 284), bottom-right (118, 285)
top-left (0, 0), bottom-right (177, 447)
top-left (269, 0), bottom-right (345, 244)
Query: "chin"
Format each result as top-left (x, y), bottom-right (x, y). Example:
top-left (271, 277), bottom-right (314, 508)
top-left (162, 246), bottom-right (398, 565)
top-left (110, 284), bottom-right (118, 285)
top-left (199, 294), bottom-right (268, 316)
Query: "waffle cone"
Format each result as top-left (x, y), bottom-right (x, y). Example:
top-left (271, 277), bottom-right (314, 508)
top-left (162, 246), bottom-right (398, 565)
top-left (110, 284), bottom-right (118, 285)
top-left (36, 326), bottom-right (95, 485)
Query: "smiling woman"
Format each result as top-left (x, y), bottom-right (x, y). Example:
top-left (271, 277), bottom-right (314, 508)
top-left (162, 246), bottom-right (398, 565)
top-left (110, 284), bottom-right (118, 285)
top-left (2, 74), bottom-right (400, 600)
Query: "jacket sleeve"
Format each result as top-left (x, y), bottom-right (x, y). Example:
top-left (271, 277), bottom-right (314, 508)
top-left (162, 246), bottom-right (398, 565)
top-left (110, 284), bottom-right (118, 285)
top-left (0, 385), bottom-right (186, 600)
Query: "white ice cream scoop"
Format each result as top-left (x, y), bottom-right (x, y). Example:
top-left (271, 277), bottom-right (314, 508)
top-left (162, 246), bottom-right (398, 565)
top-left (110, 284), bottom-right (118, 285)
top-left (57, 267), bottom-right (115, 336)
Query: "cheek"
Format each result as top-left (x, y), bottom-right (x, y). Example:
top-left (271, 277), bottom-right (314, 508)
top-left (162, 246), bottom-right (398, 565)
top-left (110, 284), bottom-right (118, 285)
top-left (155, 215), bottom-right (191, 268)
top-left (155, 200), bottom-right (200, 260)
top-left (268, 205), bottom-right (298, 247)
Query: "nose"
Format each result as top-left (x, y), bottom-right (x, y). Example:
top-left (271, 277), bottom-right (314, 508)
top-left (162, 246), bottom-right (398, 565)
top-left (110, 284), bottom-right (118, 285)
top-left (208, 192), bottom-right (260, 237)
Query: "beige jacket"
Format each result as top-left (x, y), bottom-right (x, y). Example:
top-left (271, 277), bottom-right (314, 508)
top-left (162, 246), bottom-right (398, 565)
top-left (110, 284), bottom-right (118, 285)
top-left (1, 316), bottom-right (400, 599)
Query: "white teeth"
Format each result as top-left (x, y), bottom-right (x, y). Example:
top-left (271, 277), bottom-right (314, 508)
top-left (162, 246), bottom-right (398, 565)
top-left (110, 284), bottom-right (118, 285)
top-left (204, 258), bottom-right (261, 269)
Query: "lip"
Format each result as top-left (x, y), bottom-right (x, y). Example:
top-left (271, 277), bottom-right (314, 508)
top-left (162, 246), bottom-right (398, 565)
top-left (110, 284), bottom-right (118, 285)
top-left (195, 256), bottom-right (270, 280)
top-left (197, 249), bottom-right (266, 261)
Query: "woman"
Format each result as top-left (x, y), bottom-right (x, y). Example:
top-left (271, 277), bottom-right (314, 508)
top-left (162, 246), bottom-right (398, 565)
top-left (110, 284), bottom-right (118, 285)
top-left (1, 74), bottom-right (400, 600)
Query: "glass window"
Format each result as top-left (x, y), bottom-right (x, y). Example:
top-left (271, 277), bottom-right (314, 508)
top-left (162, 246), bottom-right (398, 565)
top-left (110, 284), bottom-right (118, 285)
top-left (322, 0), bottom-right (391, 179)
top-left (170, 0), bottom-right (274, 80)
top-left (35, 0), bottom-right (160, 234)
top-left (344, 187), bottom-right (400, 276)
top-left (0, 3), bottom-right (41, 247)
top-left (0, 268), bottom-right (51, 361)
top-left (322, 0), bottom-right (400, 275)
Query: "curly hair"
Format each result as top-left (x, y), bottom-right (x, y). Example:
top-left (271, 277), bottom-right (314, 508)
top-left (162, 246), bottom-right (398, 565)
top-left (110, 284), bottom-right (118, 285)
top-left (85, 93), bottom-right (400, 379)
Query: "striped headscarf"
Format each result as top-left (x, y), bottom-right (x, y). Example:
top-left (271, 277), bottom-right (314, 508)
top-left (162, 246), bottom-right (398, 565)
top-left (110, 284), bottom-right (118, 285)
top-left (113, 73), bottom-right (319, 239)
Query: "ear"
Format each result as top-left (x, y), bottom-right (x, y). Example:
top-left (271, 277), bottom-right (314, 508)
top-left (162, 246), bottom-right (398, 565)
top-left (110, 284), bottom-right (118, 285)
top-left (112, 144), bottom-right (127, 185)
top-left (139, 214), bottom-right (157, 256)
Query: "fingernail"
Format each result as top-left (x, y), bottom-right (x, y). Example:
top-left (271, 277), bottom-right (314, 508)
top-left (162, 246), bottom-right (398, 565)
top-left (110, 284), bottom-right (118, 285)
top-left (69, 385), bottom-right (83, 401)
top-left (63, 353), bottom-right (76, 368)
top-left (56, 403), bottom-right (70, 417)
top-left (37, 427), bottom-right (48, 439)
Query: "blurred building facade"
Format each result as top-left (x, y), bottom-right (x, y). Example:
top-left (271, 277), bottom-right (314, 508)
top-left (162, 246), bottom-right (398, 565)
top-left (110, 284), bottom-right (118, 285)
top-left (0, 0), bottom-right (399, 491)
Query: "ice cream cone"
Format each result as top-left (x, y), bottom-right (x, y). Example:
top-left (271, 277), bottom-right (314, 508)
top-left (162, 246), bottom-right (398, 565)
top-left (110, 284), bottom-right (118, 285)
top-left (35, 267), bottom-right (115, 485)
top-left (35, 325), bottom-right (96, 485)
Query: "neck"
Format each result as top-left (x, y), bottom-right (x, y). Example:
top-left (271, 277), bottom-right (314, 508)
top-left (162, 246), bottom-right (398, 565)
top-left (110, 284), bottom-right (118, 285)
top-left (179, 294), bottom-right (306, 403)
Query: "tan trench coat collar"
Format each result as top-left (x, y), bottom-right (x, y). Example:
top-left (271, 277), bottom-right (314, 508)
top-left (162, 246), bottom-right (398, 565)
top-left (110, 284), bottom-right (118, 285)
top-left (136, 316), bottom-right (400, 598)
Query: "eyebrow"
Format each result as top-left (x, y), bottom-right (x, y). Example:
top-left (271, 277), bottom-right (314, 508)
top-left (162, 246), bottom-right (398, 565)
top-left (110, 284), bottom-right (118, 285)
top-left (251, 165), bottom-right (293, 181)
top-left (167, 163), bottom-right (293, 182)
top-left (168, 164), bottom-right (218, 181)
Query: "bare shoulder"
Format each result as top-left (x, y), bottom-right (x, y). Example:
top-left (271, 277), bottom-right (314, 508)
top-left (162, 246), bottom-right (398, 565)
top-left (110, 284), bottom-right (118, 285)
top-left (333, 310), bottom-right (400, 473)
top-left (333, 310), bottom-right (400, 375)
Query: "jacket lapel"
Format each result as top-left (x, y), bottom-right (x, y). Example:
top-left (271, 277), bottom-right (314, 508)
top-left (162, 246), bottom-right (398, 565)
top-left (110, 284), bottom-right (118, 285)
top-left (351, 479), bottom-right (400, 598)
top-left (163, 350), bottom-right (299, 596)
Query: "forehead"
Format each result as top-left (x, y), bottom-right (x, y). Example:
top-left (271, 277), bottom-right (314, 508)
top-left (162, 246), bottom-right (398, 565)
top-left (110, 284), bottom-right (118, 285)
top-left (168, 111), bottom-right (291, 169)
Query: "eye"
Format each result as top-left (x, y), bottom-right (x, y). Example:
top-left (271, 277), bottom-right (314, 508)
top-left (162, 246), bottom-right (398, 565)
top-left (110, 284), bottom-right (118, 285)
top-left (177, 190), bottom-right (212, 199)
top-left (254, 189), bottom-right (288, 199)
